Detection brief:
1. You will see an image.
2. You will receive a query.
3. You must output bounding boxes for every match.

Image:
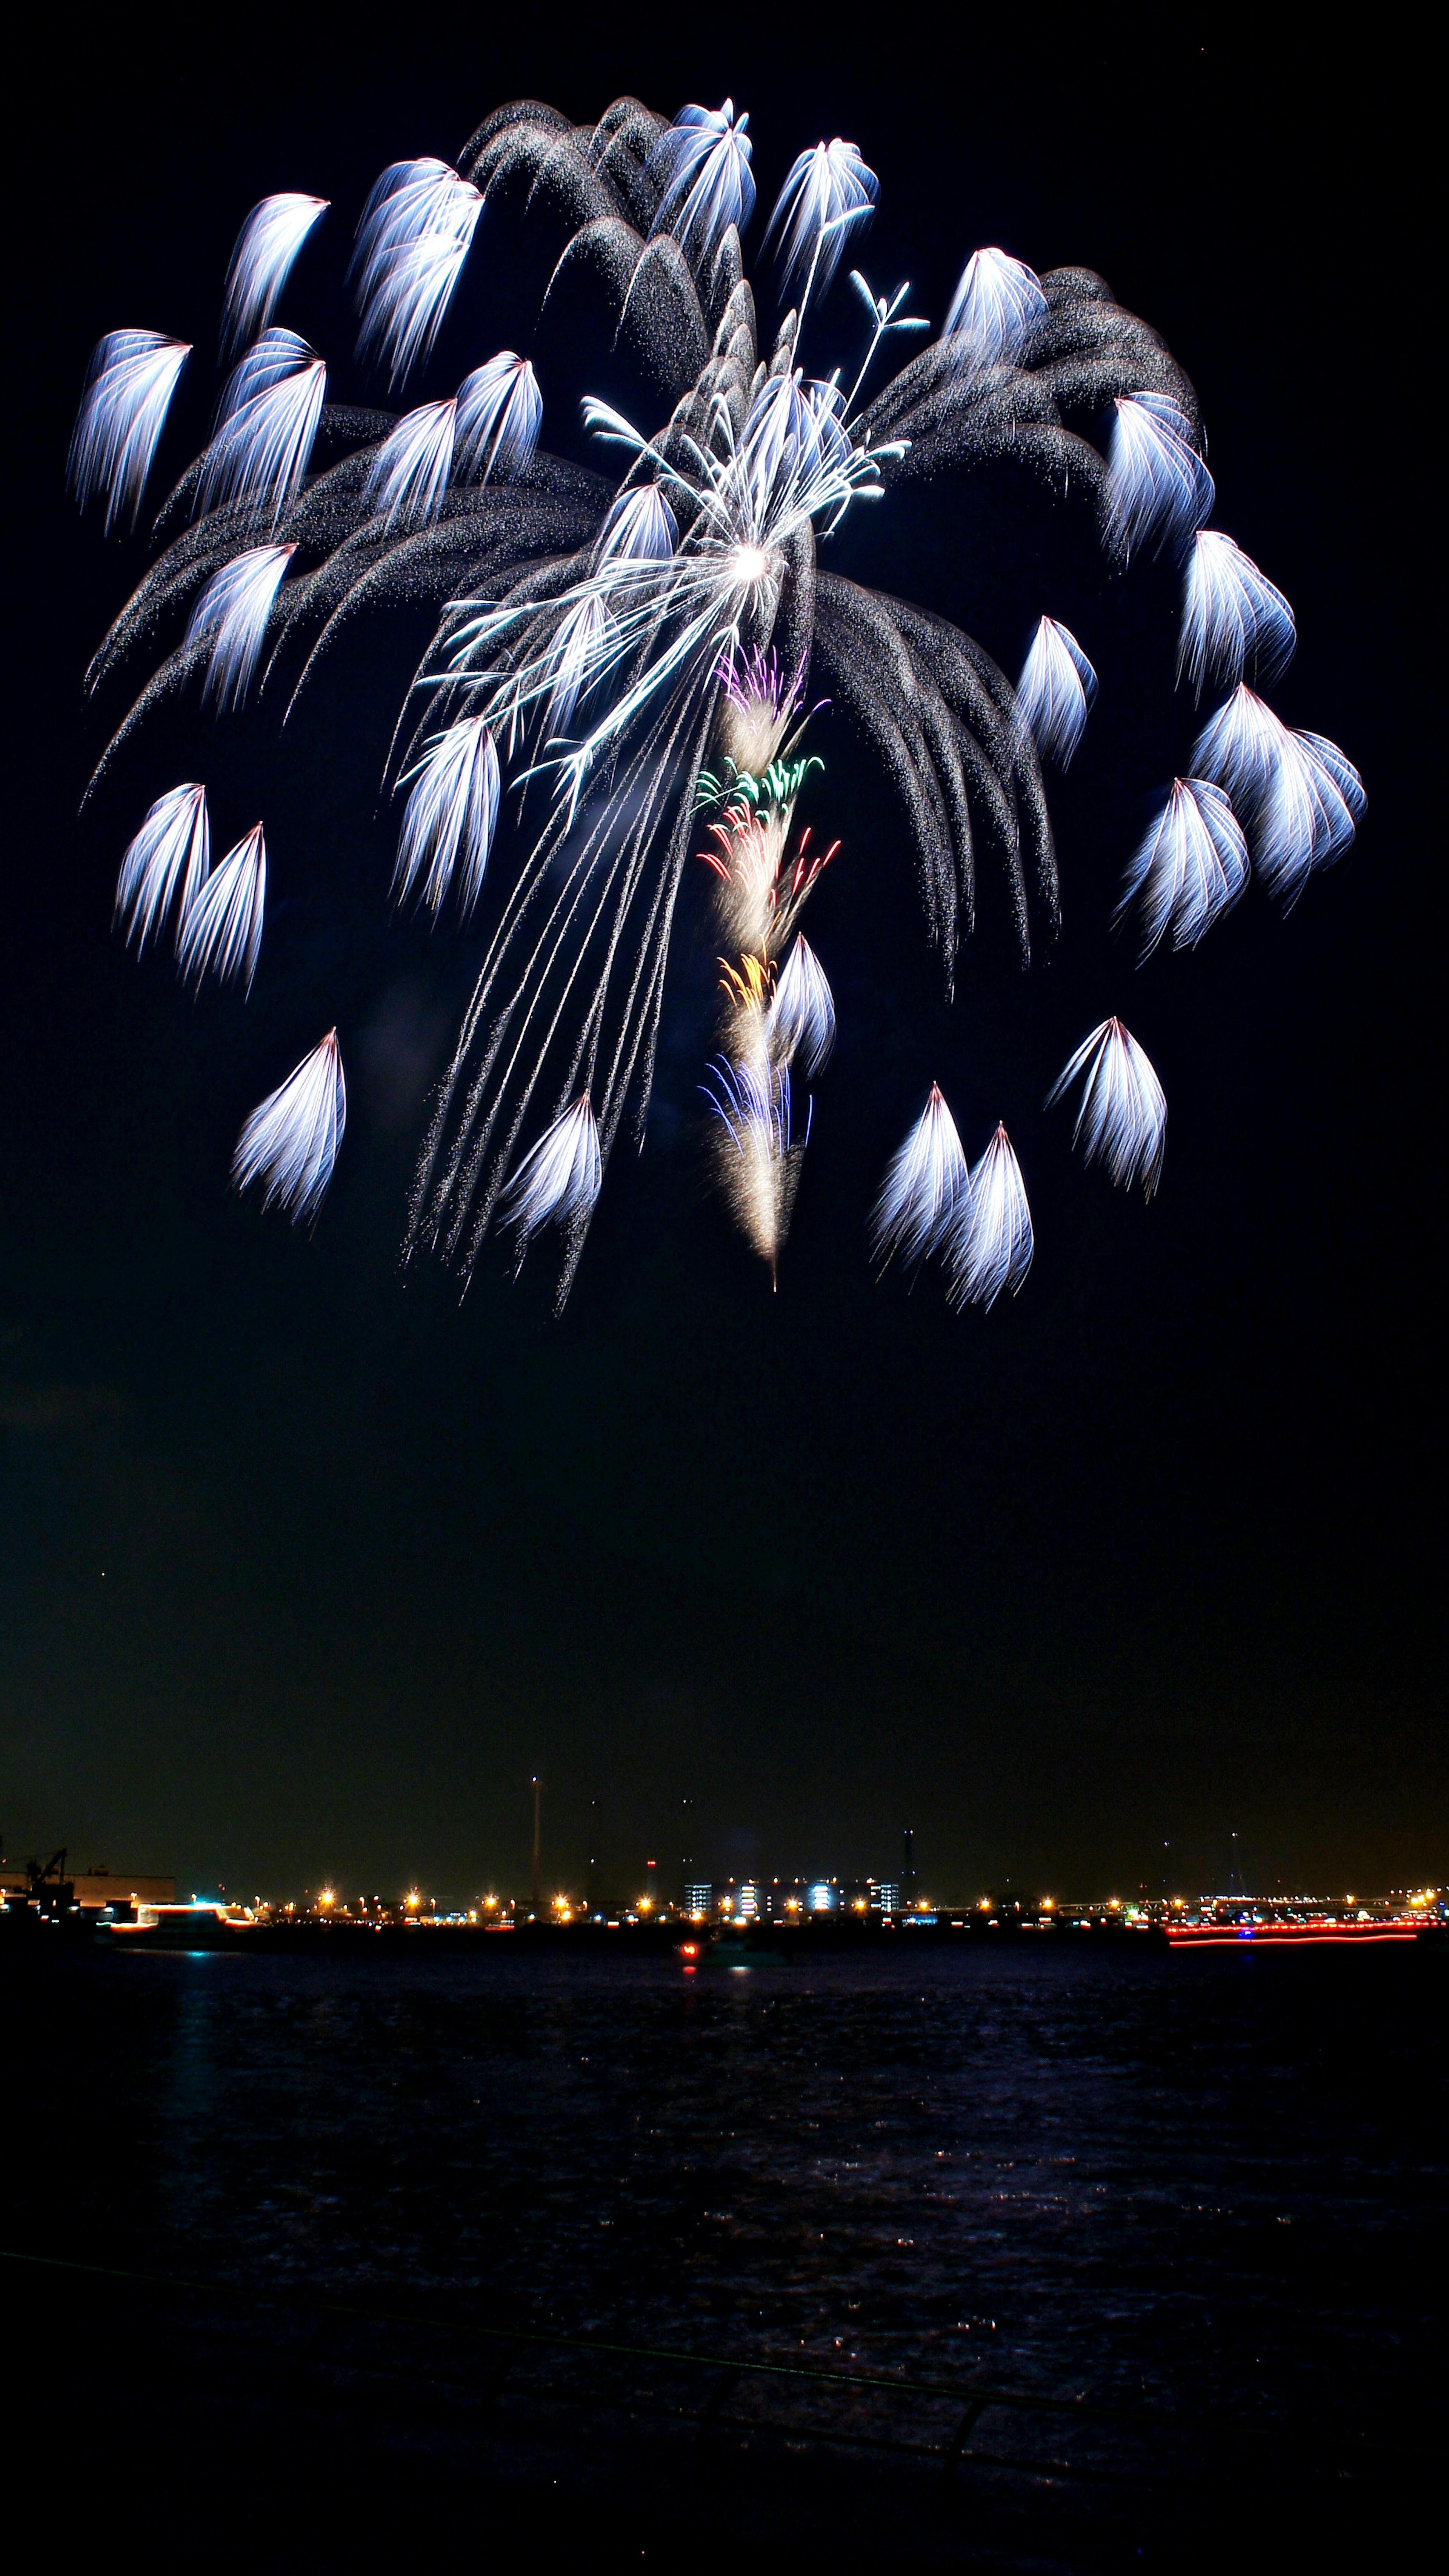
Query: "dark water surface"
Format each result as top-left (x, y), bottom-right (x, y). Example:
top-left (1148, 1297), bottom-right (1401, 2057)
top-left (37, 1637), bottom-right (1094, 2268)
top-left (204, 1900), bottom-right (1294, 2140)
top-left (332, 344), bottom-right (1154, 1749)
top-left (8, 1938), bottom-right (1443, 2564)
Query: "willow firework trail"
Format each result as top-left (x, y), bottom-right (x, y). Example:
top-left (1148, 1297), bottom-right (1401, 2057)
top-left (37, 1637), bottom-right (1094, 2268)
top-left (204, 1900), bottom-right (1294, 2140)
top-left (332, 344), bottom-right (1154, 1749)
top-left (647, 102), bottom-right (755, 259)
top-left (454, 355), bottom-right (543, 481)
top-left (1048, 1019), bottom-right (1166, 1196)
top-left (72, 86), bottom-right (1362, 1291)
top-left (177, 823), bottom-right (266, 993)
top-left (1191, 687), bottom-right (1364, 903)
top-left (395, 719), bottom-right (500, 917)
top-left (232, 1030), bottom-right (346, 1223)
top-left (68, 332), bottom-right (191, 534)
top-left (952, 1125), bottom-right (1033, 1309)
top-left (944, 247), bottom-right (1046, 370)
top-left (596, 484), bottom-right (678, 562)
top-left (353, 159), bottom-right (483, 386)
top-left (221, 194), bottom-right (328, 353)
top-left (197, 330), bottom-right (325, 530)
top-left (1118, 778), bottom-right (1250, 956)
top-left (763, 139), bottom-right (877, 301)
top-left (186, 545), bottom-right (295, 709)
top-left (497, 1097), bottom-right (602, 1240)
top-left (366, 398), bottom-right (458, 529)
top-left (872, 1086), bottom-right (970, 1272)
top-left (1178, 531), bottom-right (1295, 700)
top-left (1016, 618), bottom-right (1097, 767)
top-left (1108, 394), bottom-right (1214, 557)
top-left (769, 935), bottom-right (835, 1075)
top-left (114, 784), bottom-right (209, 956)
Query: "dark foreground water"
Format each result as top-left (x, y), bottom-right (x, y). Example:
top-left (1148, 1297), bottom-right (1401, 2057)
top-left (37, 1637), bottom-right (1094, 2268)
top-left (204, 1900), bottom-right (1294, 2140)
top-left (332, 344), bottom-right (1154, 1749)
top-left (7, 1938), bottom-right (1443, 2568)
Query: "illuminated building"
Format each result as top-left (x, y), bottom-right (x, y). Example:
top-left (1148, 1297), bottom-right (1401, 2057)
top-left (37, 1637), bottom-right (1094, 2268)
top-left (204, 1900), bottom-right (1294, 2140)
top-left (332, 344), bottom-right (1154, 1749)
top-left (807, 1881), bottom-right (836, 1913)
top-left (684, 1881), bottom-right (713, 1919)
top-left (871, 1879), bottom-right (900, 1916)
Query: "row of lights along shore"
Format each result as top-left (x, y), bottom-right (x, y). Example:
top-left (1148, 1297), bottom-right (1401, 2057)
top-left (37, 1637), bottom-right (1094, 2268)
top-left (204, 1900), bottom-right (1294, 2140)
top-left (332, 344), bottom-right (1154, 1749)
top-left (281, 1878), bottom-right (1443, 1931)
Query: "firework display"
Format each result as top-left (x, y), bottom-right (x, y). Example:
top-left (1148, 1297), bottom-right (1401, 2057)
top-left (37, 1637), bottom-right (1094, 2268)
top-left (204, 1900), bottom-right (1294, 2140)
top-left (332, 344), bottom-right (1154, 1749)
top-left (70, 94), bottom-right (1363, 1305)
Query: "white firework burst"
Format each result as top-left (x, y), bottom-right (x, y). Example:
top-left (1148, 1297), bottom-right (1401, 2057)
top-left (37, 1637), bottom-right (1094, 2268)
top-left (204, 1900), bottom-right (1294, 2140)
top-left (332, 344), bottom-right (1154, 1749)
top-left (114, 783), bottom-right (209, 955)
top-left (1047, 1018), bottom-right (1166, 1196)
top-left (951, 1123), bottom-right (1033, 1309)
top-left (1016, 617), bottom-right (1097, 767)
top-left (221, 193), bottom-right (328, 354)
top-left (871, 1085), bottom-right (969, 1271)
top-left (68, 331), bottom-right (191, 534)
top-left (232, 1029), bottom-right (346, 1223)
top-left (1118, 777), bottom-right (1250, 956)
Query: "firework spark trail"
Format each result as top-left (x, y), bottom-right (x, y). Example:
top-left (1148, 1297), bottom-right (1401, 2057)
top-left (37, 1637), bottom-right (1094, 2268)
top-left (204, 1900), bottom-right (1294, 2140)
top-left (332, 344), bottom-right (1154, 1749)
top-left (694, 645), bottom-right (840, 1275)
top-left (454, 355), bottom-right (543, 481)
top-left (1047, 1019), bottom-right (1166, 1196)
top-left (352, 159), bottom-right (483, 387)
top-left (1016, 616), bottom-right (1097, 767)
top-left (232, 1030), bottom-right (346, 1224)
top-left (952, 1123), bottom-right (1034, 1309)
top-left (177, 823), bottom-right (266, 993)
top-left (366, 399), bottom-right (459, 529)
top-left (647, 102), bottom-right (755, 261)
top-left (114, 783), bottom-right (209, 955)
top-left (1191, 687), bottom-right (1364, 903)
top-left (69, 332), bottom-right (192, 534)
top-left (71, 89), bottom-right (1364, 1286)
top-left (1178, 531), bottom-right (1295, 701)
top-left (1108, 392), bottom-right (1214, 558)
top-left (196, 330), bottom-right (326, 531)
top-left (945, 247), bottom-right (1047, 372)
top-left (186, 545), bottom-right (295, 708)
top-left (872, 1085), bottom-right (969, 1272)
top-left (221, 194), bottom-right (328, 354)
top-left (1118, 778), bottom-right (1250, 956)
top-left (763, 139), bottom-right (877, 303)
top-left (769, 934), bottom-right (835, 1075)
top-left (394, 718), bottom-right (500, 916)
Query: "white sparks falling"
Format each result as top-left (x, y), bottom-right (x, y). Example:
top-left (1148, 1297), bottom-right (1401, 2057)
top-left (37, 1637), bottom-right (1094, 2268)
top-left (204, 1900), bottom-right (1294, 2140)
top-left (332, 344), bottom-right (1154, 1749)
top-left (395, 718), bottom-right (500, 917)
top-left (952, 1123), bottom-right (1033, 1309)
top-left (944, 247), bottom-right (1046, 370)
top-left (1108, 393), bottom-right (1214, 558)
top-left (497, 1097), bottom-right (603, 1240)
top-left (353, 158), bottom-right (483, 387)
top-left (545, 594), bottom-right (621, 738)
top-left (221, 194), bottom-right (328, 353)
top-left (197, 330), bottom-right (325, 531)
top-left (185, 544), bottom-right (295, 709)
top-left (177, 823), bottom-right (266, 993)
top-left (1191, 686), bottom-right (1364, 904)
top-left (232, 1029), bottom-right (346, 1223)
top-left (68, 331), bottom-right (191, 535)
top-left (769, 933), bottom-right (836, 1075)
top-left (1178, 530), bottom-right (1295, 701)
top-left (114, 784), bottom-right (209, 956)
top-left (594, 484), bottom-right (678, 563)
top-left (1047, 1018), bottom-right (1166, 1196)
top-left (454, 354), bottom-right (543, 483)
top-left (1118, 777), bottom-right (1249, 956)
top-left (1016, 617), bottom-right (1098, 767)
top-left (763, 139), bottom-right (878, 302)
top-left (647, 101), bottom-right (755, 262)
top-left (871, 1084), bottom-right (969, 1271)
top-left (366, 397), bottom-right (457, 530)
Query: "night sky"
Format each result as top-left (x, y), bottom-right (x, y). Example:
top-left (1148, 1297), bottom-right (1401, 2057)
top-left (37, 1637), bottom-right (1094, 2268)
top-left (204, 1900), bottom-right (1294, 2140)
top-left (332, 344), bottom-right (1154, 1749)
top-left (2, 25), bottom-right (1436, 1904)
